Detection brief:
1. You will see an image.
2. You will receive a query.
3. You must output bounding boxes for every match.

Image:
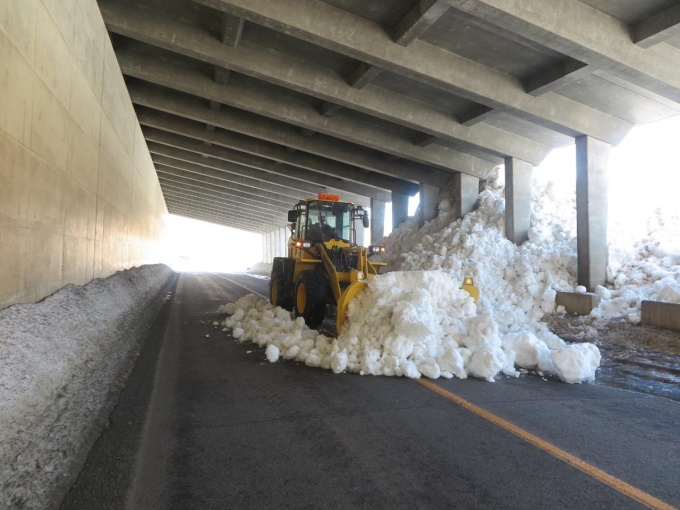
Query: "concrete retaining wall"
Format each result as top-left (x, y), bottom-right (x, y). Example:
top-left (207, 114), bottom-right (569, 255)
top-left (641, 301), bottom-right (680, 331)
top-left (0, 0), bottom-right (167, 310)
top-left (555, 291), bottom-right (601, 315)
top-left (0, 264), bottom-right (175, 510)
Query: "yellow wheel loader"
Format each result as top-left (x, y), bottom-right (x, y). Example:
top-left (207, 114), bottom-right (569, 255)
top-left (269, 194), bottom-right (387, 331)
top-left (269, 194), bottom-right (480, 332)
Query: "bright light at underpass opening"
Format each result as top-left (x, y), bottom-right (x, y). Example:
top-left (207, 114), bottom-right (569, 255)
top-left (164, 215), bottom-right (263, 273)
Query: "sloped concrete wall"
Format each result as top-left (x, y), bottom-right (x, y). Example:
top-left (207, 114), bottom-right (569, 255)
top-left (0, 0), bottom-right (167, 310)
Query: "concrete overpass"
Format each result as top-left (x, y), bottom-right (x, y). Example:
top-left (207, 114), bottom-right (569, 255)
top-left (3, 2), bottom-right (680, 508)
top-left (2, 0), bottom-right (680, 307)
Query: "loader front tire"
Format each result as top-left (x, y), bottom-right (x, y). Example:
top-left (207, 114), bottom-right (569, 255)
top-left (270, 264), bottom-right (293, 311)
top-left (294, 271), bottom-right (327, 328)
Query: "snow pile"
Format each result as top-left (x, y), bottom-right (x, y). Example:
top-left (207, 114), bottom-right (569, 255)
top-left (220, 270), bottom-right (600, 384)
top-left (0, 265), bottom-right (174, 510)
top-left (219, 175), bottom-right (605, 384)
top-left (602, 115), bottom-right (680, 320)
top-left (379, 180), bottom-right (577, 337)
top-left (383, 173), bottom-right (680, 325)
top-left (245, 261), bottom-right (273, 276)
top-left (597, 222), bottom-right (680, 322)
top-left (221, 160), bottom-right (680, 384)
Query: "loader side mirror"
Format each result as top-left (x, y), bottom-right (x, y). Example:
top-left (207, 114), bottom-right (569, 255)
top-left (287, 210), bottom-right (299, 222)
top-left (362, 210), bottom-right (369, 228)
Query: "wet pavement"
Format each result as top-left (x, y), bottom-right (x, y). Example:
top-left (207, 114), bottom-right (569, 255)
top-left (544, 314), bottom-right (680, 402)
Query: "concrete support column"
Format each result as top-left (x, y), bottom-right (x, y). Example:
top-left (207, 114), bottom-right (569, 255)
top-left (392, 192), bottom-right (409, 230)
top-left (576, 135), bottom-right (610, 290)
top-left (504, 157), bottom-right (533, 245)
top-left (453, 173), bottom-right (479, 220)
top-left (272, 230), bottom-right (276, 261)
top-left (419, 183), bottom-right (439, 225)
top-left (280, 226), bottom-right (288, 256)
top-left (264, 232), bottom-right (272, 262)
top-left (269, 230), bottom-right (275, 261)
top-left (269, 230), bottom-right (279, 262)
top-left (268, 231), bottom-right (274, 262)
top-left (370, 198), bottom-right (386, 242)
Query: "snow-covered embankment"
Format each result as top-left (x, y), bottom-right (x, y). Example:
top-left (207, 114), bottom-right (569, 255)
top-left (0, 264), bottom-right (175, 510)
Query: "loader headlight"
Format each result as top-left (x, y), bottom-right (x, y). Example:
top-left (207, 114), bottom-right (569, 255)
top-left (463, 277), bottom-right (474, 285)
top-left (369, 245), bottom-right (386, 254)
top-left (295, 241), bottom-right (311, 248)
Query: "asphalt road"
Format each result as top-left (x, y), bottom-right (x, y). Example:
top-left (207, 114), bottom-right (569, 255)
top-left (61, 273), bottom-right (680, 510)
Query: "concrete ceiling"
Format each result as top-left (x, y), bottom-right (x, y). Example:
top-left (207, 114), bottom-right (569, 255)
top-left (97, 0), bottom-right (680, 232)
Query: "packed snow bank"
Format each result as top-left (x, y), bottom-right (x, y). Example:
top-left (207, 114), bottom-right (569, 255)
top-left (0, 265), bottom-right (175, 510)
top-left (220, 271), bottom-right (600, 384)
top-left (379, 180), bottom-right (576, 327)
top-left (245, 262), bottom-right (273, 276)
top-left (384, 175), bottom-right (680, 324)
top-left (597, 227), bottom-right (680, 323)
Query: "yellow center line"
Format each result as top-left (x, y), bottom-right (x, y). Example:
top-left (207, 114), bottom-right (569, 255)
top-left (417, 379), bottom-right (675, 510)
top-left (211, 274), bottom-right (268, 299)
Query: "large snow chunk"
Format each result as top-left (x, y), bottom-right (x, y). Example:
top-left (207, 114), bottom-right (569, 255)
top-left (551, 343), bottom-right (601, 384)
top-left (265, 344), bottom-right (280, 363)
top-left (331, 352), bottom-right (348, 374)
top-left (418, 360), bottom-right (442, 379)
top-left (468, 346), bottom-right (505, 382)
top-left (461, 313), bottom-right (501, 350)
top-left (502, 331), bottom-right (549, 370)
top-left (658, 284), bottom-right (680, 304)
top-left (437, 348), bottom-right (467, 380)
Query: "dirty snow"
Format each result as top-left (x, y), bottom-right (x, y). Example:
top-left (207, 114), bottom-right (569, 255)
top-left (0, 265), bottom-right (174, 510)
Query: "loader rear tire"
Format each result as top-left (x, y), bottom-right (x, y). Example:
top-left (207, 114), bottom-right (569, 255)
top-left (294, 271), bottom-right (328, 328)
top-left (270, 264), bottom-right (293, 311)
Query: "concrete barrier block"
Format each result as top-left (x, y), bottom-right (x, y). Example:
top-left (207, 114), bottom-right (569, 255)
top-left (641, 301), bottom-right (680, 331)
top-left (555, 291), bottom-right (601, 316)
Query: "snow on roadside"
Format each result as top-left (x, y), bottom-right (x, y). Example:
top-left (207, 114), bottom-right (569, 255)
top-left (596, 218), bottom-right (680, 323)
top-left (220, 271), bottom-right (599, 384)
top-left (0, 265), bottom-right (174, 510)
top-left (245, 261), bottom-right (273, 277)
top-left (220, 168), bottom-right (678, 385)
top-left (220, 175), bottom-right (601, 384)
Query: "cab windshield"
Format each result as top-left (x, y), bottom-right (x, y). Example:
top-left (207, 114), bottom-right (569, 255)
top-left (305, 201), bottom-right (353, 242)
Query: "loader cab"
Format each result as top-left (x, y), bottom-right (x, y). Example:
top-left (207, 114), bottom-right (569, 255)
top-left (287, 195), bottom-right (368, 255)
top-left (275, 194), bottom-right (387, 331)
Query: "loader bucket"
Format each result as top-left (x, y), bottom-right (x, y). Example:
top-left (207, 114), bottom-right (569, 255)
top-left (336, 280), bottom-right (367, 332)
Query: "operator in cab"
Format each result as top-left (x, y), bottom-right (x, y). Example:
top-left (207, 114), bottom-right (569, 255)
top-left (318, 214), bottom-right (337, 241)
